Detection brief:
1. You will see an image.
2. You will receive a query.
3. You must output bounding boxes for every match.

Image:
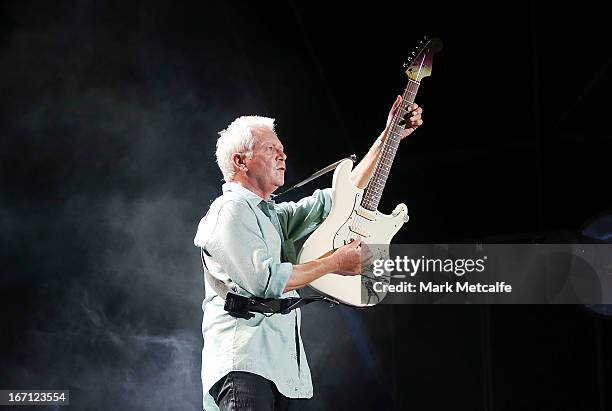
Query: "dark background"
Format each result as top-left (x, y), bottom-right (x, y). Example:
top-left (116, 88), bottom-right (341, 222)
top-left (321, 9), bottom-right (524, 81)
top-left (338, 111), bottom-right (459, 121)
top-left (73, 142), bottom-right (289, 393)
top-left (1, 1), bottom-right (611, 410)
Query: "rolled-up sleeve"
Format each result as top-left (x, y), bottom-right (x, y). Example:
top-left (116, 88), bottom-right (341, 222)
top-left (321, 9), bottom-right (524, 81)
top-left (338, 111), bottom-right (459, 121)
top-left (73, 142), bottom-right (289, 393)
top-left (207, 200), bottom-right (292, 298)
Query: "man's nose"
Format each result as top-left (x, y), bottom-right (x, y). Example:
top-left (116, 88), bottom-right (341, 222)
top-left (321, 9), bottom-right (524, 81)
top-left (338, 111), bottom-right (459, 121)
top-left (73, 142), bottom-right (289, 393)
top-left (277, 150), bottom-right (287, 161)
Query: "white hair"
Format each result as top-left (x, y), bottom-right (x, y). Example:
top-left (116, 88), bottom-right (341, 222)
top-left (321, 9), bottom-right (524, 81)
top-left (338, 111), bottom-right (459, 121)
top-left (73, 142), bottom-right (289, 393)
top-left (215, 115), bottom-right (276, 182)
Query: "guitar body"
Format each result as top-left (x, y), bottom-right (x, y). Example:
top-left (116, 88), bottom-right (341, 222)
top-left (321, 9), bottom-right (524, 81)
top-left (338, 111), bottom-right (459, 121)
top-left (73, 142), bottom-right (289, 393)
top-left (297, 159), bottom-right (408, 307)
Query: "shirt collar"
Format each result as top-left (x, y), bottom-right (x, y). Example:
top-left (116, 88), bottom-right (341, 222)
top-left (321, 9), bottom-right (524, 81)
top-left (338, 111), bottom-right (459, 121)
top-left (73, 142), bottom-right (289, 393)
top-left (222, 182), bottom-right (275, 208)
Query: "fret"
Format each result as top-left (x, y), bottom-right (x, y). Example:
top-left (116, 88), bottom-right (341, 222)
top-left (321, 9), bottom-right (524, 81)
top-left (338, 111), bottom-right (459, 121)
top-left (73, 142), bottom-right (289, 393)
top-left (397, 107), bottom-right (416, 116)
top-left (402, 91), bottom-right (417, 104)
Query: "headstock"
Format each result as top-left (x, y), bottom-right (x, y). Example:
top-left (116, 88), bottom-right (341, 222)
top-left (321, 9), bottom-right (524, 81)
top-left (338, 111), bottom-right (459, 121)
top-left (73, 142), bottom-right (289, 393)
top-left (402, 36), bottom-right (443, 82)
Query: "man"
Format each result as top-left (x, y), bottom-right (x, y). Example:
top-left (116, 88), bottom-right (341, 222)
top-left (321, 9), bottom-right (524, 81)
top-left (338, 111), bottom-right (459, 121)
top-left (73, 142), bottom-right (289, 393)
top-left (194, 96), bottom-right (423, 410)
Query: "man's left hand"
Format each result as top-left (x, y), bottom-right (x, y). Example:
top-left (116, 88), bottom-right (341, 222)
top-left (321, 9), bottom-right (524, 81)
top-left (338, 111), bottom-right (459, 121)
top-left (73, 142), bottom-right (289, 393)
top-left (382, 95), bottom-right (423, 141)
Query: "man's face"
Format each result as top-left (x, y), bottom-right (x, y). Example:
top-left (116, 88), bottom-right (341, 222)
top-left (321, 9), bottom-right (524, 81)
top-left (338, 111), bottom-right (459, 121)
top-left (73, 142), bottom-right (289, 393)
top-left (244, 128), bottom-right (287, 195)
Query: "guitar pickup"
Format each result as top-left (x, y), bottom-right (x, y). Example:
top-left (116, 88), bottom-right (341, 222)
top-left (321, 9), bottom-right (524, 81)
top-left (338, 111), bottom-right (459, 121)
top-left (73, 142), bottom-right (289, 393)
top-left (355, 207), bottom-right (376, 221)
top-left (348, 225), bottom-right (369, 237)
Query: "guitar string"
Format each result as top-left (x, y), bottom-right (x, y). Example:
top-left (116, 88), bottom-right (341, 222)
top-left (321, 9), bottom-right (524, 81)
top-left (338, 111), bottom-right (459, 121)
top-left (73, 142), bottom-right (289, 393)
top-left (361, 79), bottom-right (418, 215)
top-left (352, 79), bottom-right (418, 241)
top-left (352, 101), bottom-right (409, 238)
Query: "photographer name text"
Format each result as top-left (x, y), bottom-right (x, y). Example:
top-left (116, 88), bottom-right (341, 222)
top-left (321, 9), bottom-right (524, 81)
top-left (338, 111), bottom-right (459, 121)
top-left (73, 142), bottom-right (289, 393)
top-left (373, 281), bottom-right (512, 294)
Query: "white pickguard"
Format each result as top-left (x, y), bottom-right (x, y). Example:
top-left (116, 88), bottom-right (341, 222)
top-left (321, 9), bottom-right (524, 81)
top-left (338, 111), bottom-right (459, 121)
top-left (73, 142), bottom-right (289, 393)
top-left (297, 159), bottom-right (408, 307)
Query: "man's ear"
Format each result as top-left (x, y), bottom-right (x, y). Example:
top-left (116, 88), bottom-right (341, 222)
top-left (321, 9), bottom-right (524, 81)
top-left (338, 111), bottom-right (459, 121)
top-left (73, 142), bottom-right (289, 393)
top-left (231, 153), bottom-right (247, 173)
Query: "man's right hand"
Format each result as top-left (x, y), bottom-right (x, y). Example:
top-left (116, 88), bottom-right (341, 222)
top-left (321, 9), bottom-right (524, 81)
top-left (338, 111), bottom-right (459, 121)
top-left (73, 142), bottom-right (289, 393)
top-left (284, 237), bottom-right (372, 292)
top-left (332, 238), bottom-right (372, 276)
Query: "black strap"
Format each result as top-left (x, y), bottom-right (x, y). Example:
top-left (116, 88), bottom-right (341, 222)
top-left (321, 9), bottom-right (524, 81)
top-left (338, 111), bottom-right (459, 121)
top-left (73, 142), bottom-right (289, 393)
top-left (201, 249), bottom-right (339, 319)
top-left (223, 291), bottom-right (336, 319)
top-left (295, 316), bottom-right (301, 370)
top-left (271, 154), bottom-right (356, 199)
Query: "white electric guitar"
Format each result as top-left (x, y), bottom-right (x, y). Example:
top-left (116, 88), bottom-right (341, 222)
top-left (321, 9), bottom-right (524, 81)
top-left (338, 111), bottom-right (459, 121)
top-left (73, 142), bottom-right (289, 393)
top-left (298, 37), bottom-right (442, 307)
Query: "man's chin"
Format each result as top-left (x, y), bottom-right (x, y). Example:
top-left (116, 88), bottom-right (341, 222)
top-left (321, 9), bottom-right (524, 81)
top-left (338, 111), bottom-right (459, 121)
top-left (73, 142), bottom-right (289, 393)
top-left (272, 180), bottom-right (284, 193)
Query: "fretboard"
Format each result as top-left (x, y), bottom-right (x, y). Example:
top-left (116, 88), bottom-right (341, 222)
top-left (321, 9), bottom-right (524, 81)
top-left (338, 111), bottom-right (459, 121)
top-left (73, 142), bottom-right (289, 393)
top-left (361, 79), bottom-right (420, 211)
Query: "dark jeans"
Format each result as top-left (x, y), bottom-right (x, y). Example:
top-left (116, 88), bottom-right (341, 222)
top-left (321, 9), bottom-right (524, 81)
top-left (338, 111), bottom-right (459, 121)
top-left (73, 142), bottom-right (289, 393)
top-left (209, 371), bottom-right (304, 411)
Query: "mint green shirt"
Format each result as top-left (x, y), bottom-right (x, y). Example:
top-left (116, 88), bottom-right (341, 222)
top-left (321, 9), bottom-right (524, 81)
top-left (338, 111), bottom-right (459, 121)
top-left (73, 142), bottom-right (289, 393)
top-left (194, 182), bottom-right (333, 410)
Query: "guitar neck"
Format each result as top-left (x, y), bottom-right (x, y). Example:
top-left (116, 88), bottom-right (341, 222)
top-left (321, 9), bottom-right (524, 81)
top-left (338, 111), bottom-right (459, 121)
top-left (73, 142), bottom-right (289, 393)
top-left (361, 79), bottom-right (420, 211)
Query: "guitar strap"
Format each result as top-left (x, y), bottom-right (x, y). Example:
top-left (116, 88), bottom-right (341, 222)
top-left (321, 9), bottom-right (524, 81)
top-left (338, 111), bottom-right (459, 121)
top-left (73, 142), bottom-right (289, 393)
top-left (270, 154), bottom-right (356, 199)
